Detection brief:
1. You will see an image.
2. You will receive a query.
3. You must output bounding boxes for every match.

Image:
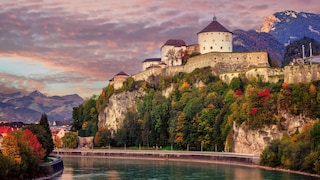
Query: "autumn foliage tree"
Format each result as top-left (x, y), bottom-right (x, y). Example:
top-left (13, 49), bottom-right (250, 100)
top-left (1, 129), bottom-right (46, 178)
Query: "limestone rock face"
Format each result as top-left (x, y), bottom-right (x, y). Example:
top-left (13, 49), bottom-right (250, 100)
top-left (232, 111), bottom-right (317, 155)
top-left (98, 88), bottom-right (145, 132)
top-left (232, 124), bottom-right (282, 155)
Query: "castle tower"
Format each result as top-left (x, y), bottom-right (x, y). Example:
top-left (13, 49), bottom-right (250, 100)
top-left (110, 71), bottom-right (129, 89)
top-left (197, 16), bottom-right (233, 54)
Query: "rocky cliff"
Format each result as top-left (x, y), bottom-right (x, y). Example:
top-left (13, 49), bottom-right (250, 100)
top-left (98, 88), bottom-right (145, 132)
top-left (232, 111), bottom-right (318, 155)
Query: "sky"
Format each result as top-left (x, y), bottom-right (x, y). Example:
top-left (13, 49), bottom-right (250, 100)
top-left (0, 0), bottom-right (319, 98)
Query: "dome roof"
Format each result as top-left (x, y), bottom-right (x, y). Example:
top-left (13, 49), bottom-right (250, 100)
top-left (198, 16), bottom-right (231, 34)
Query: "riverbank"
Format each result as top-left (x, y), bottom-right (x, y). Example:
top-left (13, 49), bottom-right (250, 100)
top-left (52, 148), bottom-right (259, 165)
top-left (51, 148), bottom-right (320, 178)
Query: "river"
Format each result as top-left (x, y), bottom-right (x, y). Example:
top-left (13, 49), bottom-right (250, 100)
top-left (52, 156), bottom-right (317, 180)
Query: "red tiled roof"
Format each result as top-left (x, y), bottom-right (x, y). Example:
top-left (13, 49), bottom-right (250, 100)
top-left (0, 126), bottom-right (13, 134)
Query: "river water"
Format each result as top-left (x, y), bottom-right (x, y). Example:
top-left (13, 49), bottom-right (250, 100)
top-left (53, 156), bottom-right (317, 180)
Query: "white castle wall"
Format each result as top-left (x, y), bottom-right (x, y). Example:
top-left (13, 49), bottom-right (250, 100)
top-left (198, 32), bottom-right (232, 54)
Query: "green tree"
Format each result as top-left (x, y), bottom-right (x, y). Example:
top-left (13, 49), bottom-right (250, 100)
top-left (311, 122), bottom-right (320, 149)
top-left (0, 153), bottom-right (15, 177)
top-left (62, 132), bottom-right (79, 148)
top-left (39, 113), bottom-right (54, 157)
top-left (25, 124), bottom-right (52, 158)
top-left (94, 128), bottom-right (112, 147)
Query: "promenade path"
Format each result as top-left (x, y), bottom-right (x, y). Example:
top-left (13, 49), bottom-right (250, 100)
top-left (52, 148), bottom-right (260, 165)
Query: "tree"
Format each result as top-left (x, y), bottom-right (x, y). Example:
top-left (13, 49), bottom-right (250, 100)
top-left (39, 113), bottom-right (54, 157)
top-left (1, 129), bottom-right (46, 178)
top-left (62, 132), bottom-right (79, 148)
top-left (54, 136), bottom-right (63, 148)
top-left (311, 122), bottom-right (320, 149)
top-left (94, 128), bottom-right (112, 147)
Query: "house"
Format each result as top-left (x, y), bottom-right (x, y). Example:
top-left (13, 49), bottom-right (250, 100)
top-left (0, 126), bottom-right (14, 149)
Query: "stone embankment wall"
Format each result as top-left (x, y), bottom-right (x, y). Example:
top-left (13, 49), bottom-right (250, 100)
top-left (284, 64), bottom-right (320, 84)
top-left (51, 149), bottom-right (260, 165)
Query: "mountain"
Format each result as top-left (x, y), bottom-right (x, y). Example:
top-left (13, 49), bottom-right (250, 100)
top-left (233, 10), bottom-right (320, 65)
top-left (232, 29), bottom-right (285, 65)
top-left (0, 90), bottom-right (83, 124)
top-left (282, 36), bottom-right (320, 66)
top-left (259, 10), bottom-right (320, 45)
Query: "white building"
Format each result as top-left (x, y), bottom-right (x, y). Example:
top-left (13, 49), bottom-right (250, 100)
top-left (161, 39), bottom-right (187, 66)
top-left (142, 58), bottom-right (162, 71)
top-left (197, 16), bottom-right (233, 54)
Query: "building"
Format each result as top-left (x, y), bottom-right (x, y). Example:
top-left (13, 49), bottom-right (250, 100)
top-left (161, 39), bottom-right (187, 66)
top-left (0, 126), bottom-right (14, 149)
top-left (110, 16), bottom-right (271, 89)
top-left (142, 58), bottom-right (162, 71)
top-left (109, 71), bottom-right (130, 89)
top-left (197, 16), bottom-right (233, 54)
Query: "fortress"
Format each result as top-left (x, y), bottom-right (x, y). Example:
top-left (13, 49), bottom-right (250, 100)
top-left (109, 17), bottom-right (320, 89)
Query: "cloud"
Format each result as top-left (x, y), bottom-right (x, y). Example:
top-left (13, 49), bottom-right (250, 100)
top-left (0, 0), bottom-right (319, 97)
top-left (0, 73), bottom-right (46, 93)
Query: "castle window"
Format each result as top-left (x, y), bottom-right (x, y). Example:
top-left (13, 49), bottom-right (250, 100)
top-left (225, 35), bottom-right (230, 42)
top-left (210, 46), bottom-right (213, 50)
top-left (220, 46), bottom-right (223, 50)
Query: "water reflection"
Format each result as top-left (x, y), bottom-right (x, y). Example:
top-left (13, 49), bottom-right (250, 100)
top-left (54, 156), bottom-right (316, 180)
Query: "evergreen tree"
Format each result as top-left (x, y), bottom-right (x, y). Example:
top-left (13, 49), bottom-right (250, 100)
top-left (39, 113), bottom-right (54, 157)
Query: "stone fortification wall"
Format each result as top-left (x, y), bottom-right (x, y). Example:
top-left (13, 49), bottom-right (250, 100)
top-left (132, 66), bottom-right (162, 81)
top-left (185, 51), bottom-right (269, 73)
top-left (162, 65), bottom-right (185, 76)
top-left (132, 51), bottom-right (270, 83)
top-left (219, 72), bottom-right (242, 85)
top-left (245, 68), bottom-right (284, 83)
top-left (132, 52), bottom-right (273, 86)
top-left (220, 67), bottom-right (284, 85)
top-left (284, 64), bottom-right (320, 84)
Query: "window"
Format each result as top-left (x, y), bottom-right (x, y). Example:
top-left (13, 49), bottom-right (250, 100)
top-left (203, 47), bottom-right (205, 50)
top-left (225, 35), bottom-right (230, 42)
top-left (210, 46), bottom-right (213, 50)
top-left (220, 46), bottom-right (223, 50)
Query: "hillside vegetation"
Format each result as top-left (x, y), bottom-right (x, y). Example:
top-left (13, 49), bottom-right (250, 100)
top-left (72, 66), bottom-right (320, 160)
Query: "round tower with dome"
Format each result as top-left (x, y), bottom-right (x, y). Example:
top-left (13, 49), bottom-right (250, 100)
top-left (197, 16), bottom-right (233, 54)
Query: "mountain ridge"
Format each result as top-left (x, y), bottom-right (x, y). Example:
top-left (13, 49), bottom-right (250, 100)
top-left (233, 10), bottom-right (320, 65)
top-left (0, 90), bottom-right (83, 124)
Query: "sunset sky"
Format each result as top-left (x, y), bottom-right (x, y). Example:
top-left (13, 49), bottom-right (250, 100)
top-left (0, 0), bottom-right (319, 98)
